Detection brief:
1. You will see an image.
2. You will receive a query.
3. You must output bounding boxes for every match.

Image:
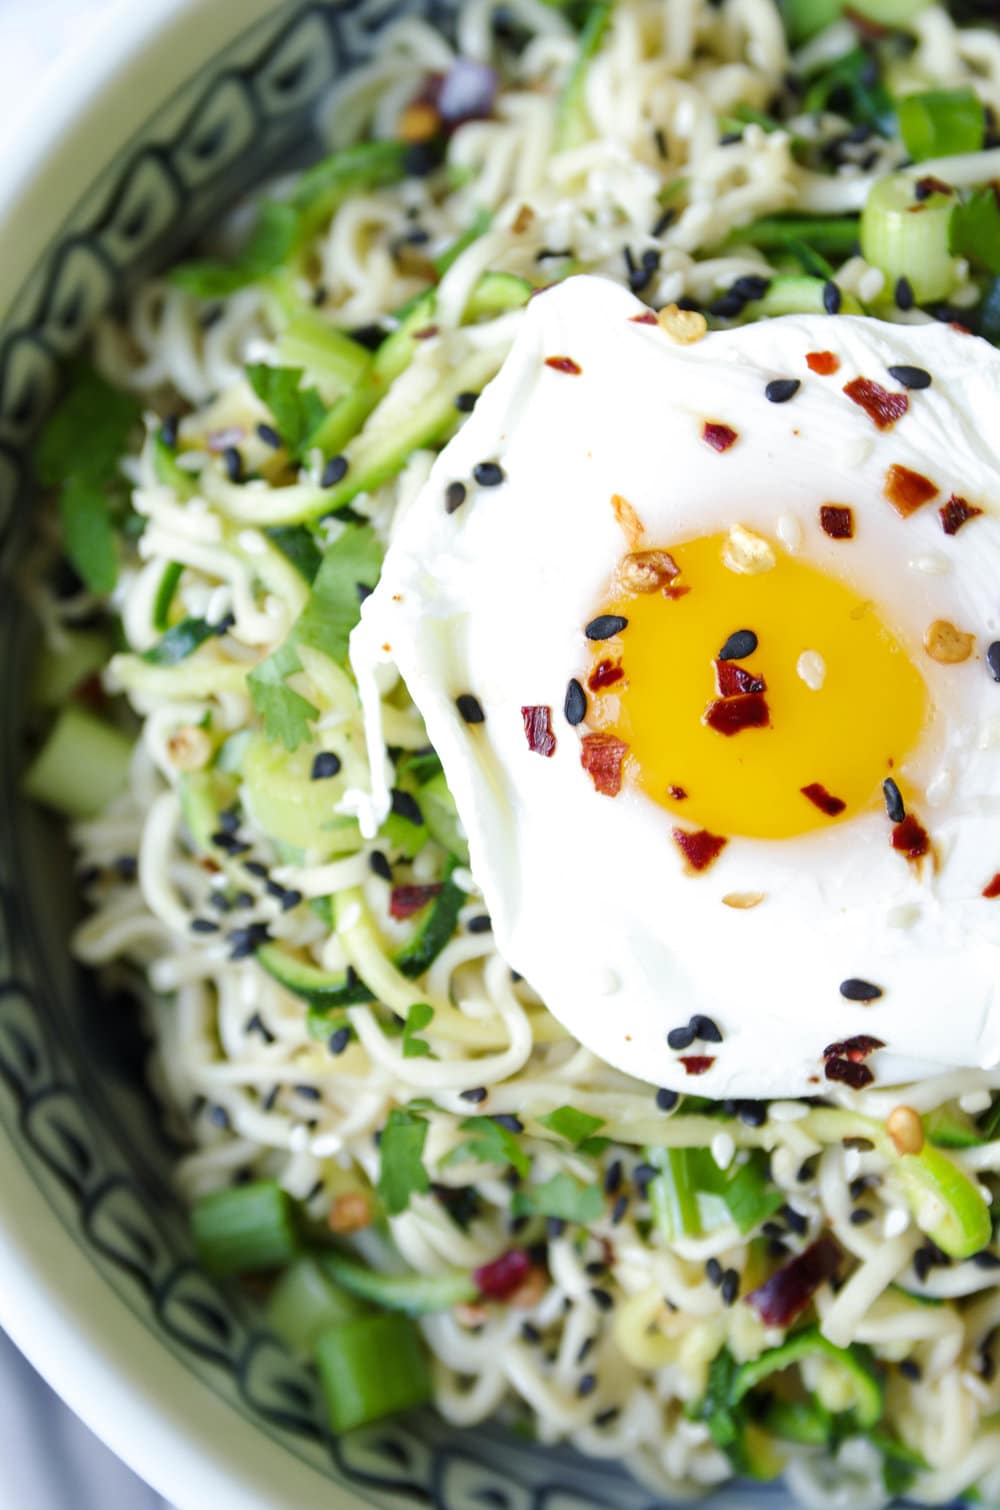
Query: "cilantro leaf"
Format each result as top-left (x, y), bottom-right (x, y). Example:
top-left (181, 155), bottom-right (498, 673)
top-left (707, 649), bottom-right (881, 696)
top-left (402, 1002), bottom-right (434, 1059)
top-left (246, 364), bottom-right (327, 460)
top-left (171, 201), bottom-right (300, 299)
top-left (377, 1108), bottom-right (430, 1216)
top-left (950, 187), bottom-right (1000, 276)
top-left (37, 363), bottom-right (140, 489)
top-left (538, 1105), bottom-right (605, 1147)
top-left (446, 1115), bottom-right (530, 1178)
top-left (265, 525), bottom-right (322, 584)
top-left (512, 1173), bottom-right (603, 1225)
top-left (57, 477), bottom-right (118, 595)
top-left (248, 523), bottom-right (383, 750)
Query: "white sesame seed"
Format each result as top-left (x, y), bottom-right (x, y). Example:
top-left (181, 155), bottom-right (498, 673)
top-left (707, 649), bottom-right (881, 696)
top-left (711, 1132), bottom-right (736, 1171)
top-left (776, 514), bottom-right (802, 553)
top-left (797, 650), bottom-right (826, 691)
top-left (883, 1206), bottom-right (910, 1239)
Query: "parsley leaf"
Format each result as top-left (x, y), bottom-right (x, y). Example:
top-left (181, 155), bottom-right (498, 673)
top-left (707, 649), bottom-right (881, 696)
top-left (446, 1115), bottom-right (530, 1178)
top-left (246, 364), bottom-right (326, 460)
top-left (512, 1173), bottom-right (603, 1225)
top-left (248, 523), bottom-right (383, 749)
top-left (951, 187), bottom-right (1000, 276)
top-left (402, 1003), bottom-right (434, 1059)
top-left (171, 202), bottom-right (300, 299)
top-left (377, 1107), bottom-right (430, 1216)
top-left (538, 1105), bottom-right (605, 1147)
top-left (37, 364), bottom-right (141, 595)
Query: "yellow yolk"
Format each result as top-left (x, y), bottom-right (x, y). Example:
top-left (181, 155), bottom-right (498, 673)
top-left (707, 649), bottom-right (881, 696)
top-left (586, 533), bottom-right (929, 840)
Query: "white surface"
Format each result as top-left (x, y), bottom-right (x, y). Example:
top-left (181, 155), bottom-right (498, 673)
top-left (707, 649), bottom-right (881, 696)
top-left (0, 6), bottom-right (170, 1500)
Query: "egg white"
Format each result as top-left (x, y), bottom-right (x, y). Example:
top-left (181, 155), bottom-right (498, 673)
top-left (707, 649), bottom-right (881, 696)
top-left (353, 275), bottom-right (1000, 1097)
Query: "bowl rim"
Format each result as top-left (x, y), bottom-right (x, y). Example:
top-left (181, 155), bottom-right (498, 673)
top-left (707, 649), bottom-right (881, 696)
top-left (0, 2), bottom-right (372, 1504)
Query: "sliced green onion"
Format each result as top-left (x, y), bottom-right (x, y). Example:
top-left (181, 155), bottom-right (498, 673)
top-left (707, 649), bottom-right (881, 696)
top-left (556, 2), bottom-right (613, 151)
top-left (723, 215), bottom-right (860, 257)
top-left (142, 616), bottom-right (215, 667)
top-left (314, 1311), bottom-right (431, 1433)
top-left (732, 1328), bottom-right (883, 1430)
top-left (319, 1252), bottom-right (477, 1315)
top-left (861, 173), bottom-right (960, 303)
top-left (464, 270), bottom-right (534, 321)
top-left (645, 1146), bottom-right (702, 1240)
top-left (896, 1145), bottom-right (991, 1260)
top-left (23, 705), bottom-right (133, 820)
top-left (152, 560), bottom-right (184, 632)
top-left (190, 1179), bottom-right (300, 1276)
top-left (266, 1256), bottom-right (368, 1354)
top-left (897, 87), bottom-right (985, 164)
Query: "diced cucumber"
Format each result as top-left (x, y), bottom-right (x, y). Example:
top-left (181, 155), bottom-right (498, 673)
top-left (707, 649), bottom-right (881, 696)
top-left (191, 1179), bottom-right (300, 1276)
top-left (23, 705), bottom-right (132, 820)
top-left (241, 732), bottom-right (360, 856)
top-left (267, 1256), bottom-right (368, 1354)
top-left (742, 276), bottom-right (864, 320)
top-left (314, 1311), bottom-right (430, 1433)
top-left (33, 627), bottom-right (110, 707)
top-left (319, 1252), bottom-right (477, 1315)
top-left (464, 271), bottom-right (533, 321)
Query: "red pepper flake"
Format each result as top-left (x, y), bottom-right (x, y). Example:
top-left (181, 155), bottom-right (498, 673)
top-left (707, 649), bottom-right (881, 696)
top-left (390, 883), bottom-right (443, 920)
top-left (673, 827), bottom-right (727, 873)
top-left (663, 584), bottom-right (691, 600)
top-left (884, 463), bottom-right (939, 517)
top-left (819, 505), bottom-right (854, 540)
top-left (474, 1247), bottom-right (532, 1301)
top-left (545, 356), bottom-right (582, 375)
top-left (702, 421), bottom-right (738, 453)
top-left (413, 324), bottom-right (440, 341)
top-left (801, 782), bottom-right (847, 817)
top-left (915, 175), bottom-right (954, 199)
top-left (629, 310), bottom-right (657, 325)
top-left (984, 874), bottom-right (1000, 899)
top-left (521, 705), bottom-right (556, 758)
top-left (822, 1035), bottom-right (884, 1062)
top-left (588, 659), bottom-right (624, 692)
top-left (704, 693), bottom-right (770, 736)
top-left (746, 1234), bottom-right (842, 1328)
top-left (715, 661), bottom-right (766, 697)
top-left (892, 814), bottom-right (930, 861)
top-left (680, 1055), bottom-right (715, 1076)
top-left (844, 377), bottom-right (909, 430)
top-left (825, 1057), bottom-right (875, 1089)
top-left (581, 734), bottom-right (628, 796)
top-left (668, 785), bottom-right (688, 800)
top-left (806, 350), bottom-right (840, 376)
top-left (940, 494), bottom-right (983, 536)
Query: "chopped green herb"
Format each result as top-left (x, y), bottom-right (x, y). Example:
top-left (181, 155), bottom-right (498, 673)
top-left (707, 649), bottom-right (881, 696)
top-left (951, 186), bottom-right (1000, 277)
top-left (172, 201), bottom-right (301, 299)
top-left (56, 477), bottom-right (118, 595)
top-left (803, 48), bottom-right (894, 137)
top-left (512, 1173), bottom-right (603, 1225)
top-left (898, 86), bottom-right (984, 163)
top-left (246, 364), bottom-right (327, 460)
top-left (265, 525), bottom-right (323, 584)
top-left (447, 1115), bottom-right (530, 1178)
top-left (538, 1105), bottom-right (606, 1148)
top-left (377, 1108), bottom-right (430, 1216)
top-left (402, 1002), bottom-right (435, 1059)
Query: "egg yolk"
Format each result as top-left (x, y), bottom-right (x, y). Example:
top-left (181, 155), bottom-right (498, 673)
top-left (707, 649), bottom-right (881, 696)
top-left (585, 532), bottom-right (929, 840)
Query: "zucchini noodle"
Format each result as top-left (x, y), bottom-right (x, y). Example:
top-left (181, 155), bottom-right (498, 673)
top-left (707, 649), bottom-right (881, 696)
top-left (26, 1), bottom-right (1000, 1504)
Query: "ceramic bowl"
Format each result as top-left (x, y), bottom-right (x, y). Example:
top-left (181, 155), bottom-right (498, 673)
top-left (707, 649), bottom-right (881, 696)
top-left (0, 3), bottom-right (816, 1506)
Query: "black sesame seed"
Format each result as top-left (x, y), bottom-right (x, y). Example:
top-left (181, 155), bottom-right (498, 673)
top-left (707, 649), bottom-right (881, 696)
top-left (391, 789), bottom-right (423, 826)
top-left (114, 855), bottom-right (138, 880)
top-left (281, 889), bottom-right (303, 912)
top-left (973, 1250), bottom-right (1000, 1270)
top-left (321, 455), bottom-right (349, 488)
top-left (577, 1334), bottom-right (596, 1361)
top-left (894, 277), bottom-right (915, 312)
top-left (839, 978), bottom-right (883, 1002)
top-left (883, 777), bottom-right (906, 824)
top-left (222, 446), bottom-right (243, 483)
top-left (233, 891), bottom-right (254, 910)
top-left (706, 1257), bottom-right (723, 1287)
top-left (493, 1114), bottom-right (524, 1133)
top-left (676, 297), bottom-right (702, 313)
top-left (460, 1086), bottom-right (488, 1103)
top-left (656, 1087), bottom-right (680, 1112)
top-left (473, 461), bottom-right (505, 488)
top-left (667, 1023), bottom-right (696, 1052)
top-left (209, 892), bottom-right (232, 914)
top-left (577, 1373), bottom-right (598, 1398)
top-left (160, 414), bottom-right (180, 449)
top-left (797, 1157), bottom-right (818, 1184)
top-left (454, 391), bottom-right (478, 413)
top-left (467, 914), bottom-right (492, 934)
top-left (718, 629), bottom-right (758, 661)
top-left (781, 1204), bottom-right (809, 1237)
top-left (521, 1321), bottom-right (541, 1344)
top-left (765, 378), bottom-right (801, 404)
top-left (719, 131), bottom-right (742, 146)
top-left (589, 1287), bottom-right (613, 1312)
top-left (369, 850), bottom-right (393, 882)
top-left (535, 247), bottom-right (575, 263)
top-left (311, 751), bottom-right (342, 780)
top-left (987, 642), bottom-right (1000, 683)
top-left (710, 292), bottom-right (746, 320)
top-left (257, 422), bottom-right (282, 449)
top-left (547, 1216), bottom-right (566, 1238)
top-left (328, 1027), bottom-right (351, 1056)
top-left (721, 1270), bottom-right (740, 1307)
top-left (733, 275), bottom-right (771, 302)
top-left (212, 831), bottom-right (250, 856)
top-left (899, 1358), bottom-right (922, 1381)
top-left (850, 1208), bottom-right (875, 1226)
top-left (445, 481), bottom-right (467, 514)
top-left (213, 612), bottom-right (236, 638)
top-left (595, 1407), bottom-right (620, 1428)
top-left (456, 693), bottom-right (486, 724)
top-left (604, 1160), bottom-right (623, 1196)
top-left (585, 614), bottom-right (628, 641)
top-left (633, 1162), bottom-right (657, 1195)
top-left (191, 917), bottom-right (220, 934)
top-left (564, 678), bottom-right (587, 726)
top-left (887, 363), bottom-right (931, 391)
top-left (294, 1084), bottom-right (321, 1101)
top-left (762, 1221), bottom-right (785, 1241)
top-left (652, 206), bottom-right (676, 239)
top-left (822, 280), bottom-right (842, 315)
top-left (403, 141), bottom-right (442, 177)
top-left (261, 1086), bottom-right (279, 1112)
top-left (691, 1014), bottom-right (723, 1045)
top-left (245, 861), bottom-right (269, 879)
top-left (736, 1101), bottom-right (767, 1128)
top-left (611, 1194), bottom-right (629, 1225)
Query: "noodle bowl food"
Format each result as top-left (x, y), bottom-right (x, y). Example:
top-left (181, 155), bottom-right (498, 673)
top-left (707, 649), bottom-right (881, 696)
top-left (21, 1), bottom-right (1000, 1504)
